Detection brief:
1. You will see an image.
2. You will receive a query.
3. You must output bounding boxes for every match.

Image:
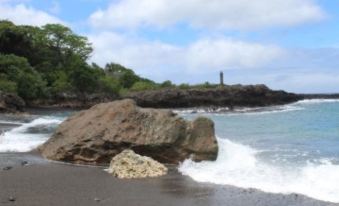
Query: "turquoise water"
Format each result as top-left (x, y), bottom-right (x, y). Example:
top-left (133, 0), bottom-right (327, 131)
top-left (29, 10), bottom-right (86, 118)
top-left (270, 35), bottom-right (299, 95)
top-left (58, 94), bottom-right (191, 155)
top-left (212, 100), bottom-right (339, 165)
top-left (179, 99), bottom-right (339, 203)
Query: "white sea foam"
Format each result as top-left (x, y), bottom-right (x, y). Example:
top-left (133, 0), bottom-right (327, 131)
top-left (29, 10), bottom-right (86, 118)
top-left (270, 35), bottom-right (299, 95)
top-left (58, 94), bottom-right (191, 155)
top-left (175, 104), bottom-right (303, 116)
top-left (0, 117), bottom-right (63, 152)
top-left (179, 138), bottom-right (339, 203)
top-left (295, 99), bottom-right (339, 105)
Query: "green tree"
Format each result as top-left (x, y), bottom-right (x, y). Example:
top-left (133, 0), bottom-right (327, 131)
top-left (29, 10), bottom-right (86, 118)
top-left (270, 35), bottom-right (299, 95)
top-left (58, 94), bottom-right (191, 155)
top-left (130, 81), bottom-right (158, 92)
top-left (178, 83), bottom-right (190, 89)
top-left (0, 78), bottom-right (17, 93)
top-left (70, 66), bottom-right (100, 94)
top-left (105, 63), bottom-right (142, 88)
top-left (42, 24), bottom-right (92, 63)
top-left (99, 76), bottom-right (121, 94)
top-left (160, 80), bottom-right (174, 88)
top-left (51, 71), bottom-right (72, 94)
top-left (0, 54), bottom-right (47, 99)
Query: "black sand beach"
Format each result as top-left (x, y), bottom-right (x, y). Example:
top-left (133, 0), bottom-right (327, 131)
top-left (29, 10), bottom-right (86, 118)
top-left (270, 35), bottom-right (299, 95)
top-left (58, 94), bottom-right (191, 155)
top-left (0, 153), bottom-right (337, 206)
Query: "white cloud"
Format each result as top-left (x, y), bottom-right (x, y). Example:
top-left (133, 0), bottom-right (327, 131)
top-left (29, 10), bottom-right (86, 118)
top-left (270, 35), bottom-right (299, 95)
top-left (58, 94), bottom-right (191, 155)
top-left (88, 32), bottom-right (182, 77)
top-left (88, 32), bottom-right (284, 79)
top-left (89, 0), bottom-right (325, 30)
top-left (0, 3), bottom-right (64, 26)
top-left (266, 72), bottom-right (339, 93)
top-left (185, 39), bottom-right (284, 71)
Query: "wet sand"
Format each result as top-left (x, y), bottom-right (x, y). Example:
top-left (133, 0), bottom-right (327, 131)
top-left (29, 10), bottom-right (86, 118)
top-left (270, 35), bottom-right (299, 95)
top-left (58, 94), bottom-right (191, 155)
top-left (0, 153), bottom-right (337, 206)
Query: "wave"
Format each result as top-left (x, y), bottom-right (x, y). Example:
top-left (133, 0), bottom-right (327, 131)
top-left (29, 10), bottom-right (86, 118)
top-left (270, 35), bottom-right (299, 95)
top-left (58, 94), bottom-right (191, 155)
top-left (179, 138), bottom-right (339, 203)
top-left (174, 104), bottom-right (303, 116)
top-left (0, 117), bottom-right (63, 152)
top-left (295, 99), bottom-right (339, 105)
top-left (175, 98), bottom-right (339, 116)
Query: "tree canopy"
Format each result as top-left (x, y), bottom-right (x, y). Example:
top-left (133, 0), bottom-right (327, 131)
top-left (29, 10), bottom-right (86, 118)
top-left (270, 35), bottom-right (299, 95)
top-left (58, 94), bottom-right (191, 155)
top-left (0, 20), bottom-right (216, 102)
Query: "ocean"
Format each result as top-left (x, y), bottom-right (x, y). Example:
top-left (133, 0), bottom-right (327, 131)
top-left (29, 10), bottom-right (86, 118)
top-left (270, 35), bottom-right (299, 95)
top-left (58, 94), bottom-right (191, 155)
top-left (1, 100), bottom-right (339, 203)
top-left (179, 99), bottom-right (339, 203)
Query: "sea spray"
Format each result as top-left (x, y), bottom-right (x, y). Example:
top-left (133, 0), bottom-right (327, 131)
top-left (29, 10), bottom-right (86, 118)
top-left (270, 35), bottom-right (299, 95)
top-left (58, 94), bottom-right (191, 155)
top-left (0, 117), bottom-right (64, 152)
top-left (179, 138), bottom-right (339, 203)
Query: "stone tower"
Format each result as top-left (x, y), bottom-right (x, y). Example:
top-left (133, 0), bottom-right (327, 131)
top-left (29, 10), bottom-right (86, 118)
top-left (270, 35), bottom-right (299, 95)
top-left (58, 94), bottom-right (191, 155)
top-left (220, 71), bottom-right (224, 86)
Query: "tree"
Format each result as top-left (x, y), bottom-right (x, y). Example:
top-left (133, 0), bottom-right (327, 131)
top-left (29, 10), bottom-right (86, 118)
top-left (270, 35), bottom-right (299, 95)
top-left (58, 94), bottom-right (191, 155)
top-left (0, 78), bottom-right (17, 93)
top-left (105, 63), bottom-right (142, 88)
top-left (70, 65), bottom-right (100, 94)
top-left (130, 81), bottom-right (158, 92)
top-left (42, 24), bottom-right (92, 63)
top-left (51, 71), bottom-right (72, 94)
top-left (99, 76), bottom-right (121, 94)
top-left (0, 54), bottom-right (47, 99)
top-left (160, 80), bottom-right (174, 88)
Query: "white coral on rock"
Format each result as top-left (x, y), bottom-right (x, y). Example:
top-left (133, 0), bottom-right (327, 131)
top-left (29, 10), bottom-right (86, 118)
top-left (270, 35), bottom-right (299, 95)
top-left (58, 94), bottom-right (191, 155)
top-left (107, 149), bottom-right (168, 179)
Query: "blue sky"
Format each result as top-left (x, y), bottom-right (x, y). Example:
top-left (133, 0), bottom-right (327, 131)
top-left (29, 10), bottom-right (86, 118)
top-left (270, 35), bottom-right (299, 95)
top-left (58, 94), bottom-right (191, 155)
top-left (1, 0), bottom-right (339, 93)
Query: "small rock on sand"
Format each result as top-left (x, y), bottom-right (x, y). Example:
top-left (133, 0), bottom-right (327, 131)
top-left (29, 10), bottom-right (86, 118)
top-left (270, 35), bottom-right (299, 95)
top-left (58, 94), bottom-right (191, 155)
top-left (8, 196), bottom-right (16, 202)
top-left (107, 149), bottom-right (168, 179)
top-left (3, 166), bottom-right (12, 171)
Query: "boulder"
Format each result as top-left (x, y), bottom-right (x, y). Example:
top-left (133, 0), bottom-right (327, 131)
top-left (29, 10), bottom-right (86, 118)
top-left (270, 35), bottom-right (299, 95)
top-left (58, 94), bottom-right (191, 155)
top-left (107, 149), bottom-right (168, 179)
top-left (0, 92), bottom-right (25, 113)
top-left (39, 99), bottom-right (218, 165)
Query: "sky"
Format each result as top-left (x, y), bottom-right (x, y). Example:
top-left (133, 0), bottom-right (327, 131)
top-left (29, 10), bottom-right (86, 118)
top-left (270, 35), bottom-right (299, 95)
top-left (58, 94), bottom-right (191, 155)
top-left (0, 0), bottom-right (339, 93)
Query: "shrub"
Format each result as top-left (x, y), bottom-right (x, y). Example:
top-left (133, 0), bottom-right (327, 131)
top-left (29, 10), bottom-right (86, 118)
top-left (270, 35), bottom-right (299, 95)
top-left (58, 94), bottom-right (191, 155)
top-left (130, 81), bottom-right (158, 92)
top-left (0, 78), bottom-right (17, 93)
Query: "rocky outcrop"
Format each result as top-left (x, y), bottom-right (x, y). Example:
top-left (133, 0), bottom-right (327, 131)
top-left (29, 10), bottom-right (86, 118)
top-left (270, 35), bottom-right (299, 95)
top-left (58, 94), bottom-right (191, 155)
top-left (0, 92), bottom-right (25, 112)
top-left (39, 99), bottom-right (218, 165)
top-left (126, 84), bottom-right (300, 108)
top-left (299, 93), bottom-right (339, 100)
top-left (27, 92), bottom-right (118, 109)
top-left (108, 149), bottom-right (168, 179)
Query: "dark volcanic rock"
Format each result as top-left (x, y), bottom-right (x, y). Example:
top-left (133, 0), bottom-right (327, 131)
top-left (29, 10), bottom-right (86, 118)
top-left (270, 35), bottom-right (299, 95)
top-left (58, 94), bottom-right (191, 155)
top-left (0, 92), bottom-right (25, 112)
top-left (27, 92), bottom-right (119, 109)
top-left (300, 93), bottom-right (339, 99)
top-left (39, 99), bottom-right (218, 165)
top-left (126, 84), bottom-right (300, 108)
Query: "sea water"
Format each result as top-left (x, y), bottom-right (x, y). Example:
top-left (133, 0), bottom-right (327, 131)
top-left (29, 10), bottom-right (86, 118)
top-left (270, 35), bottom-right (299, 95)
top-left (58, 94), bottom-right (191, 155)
top-left (0, 110), bottom-right (71, 152)
top-left (179, 99), bottom-right (339, 203)
top-left (1, 100), bottom-right (339, 203)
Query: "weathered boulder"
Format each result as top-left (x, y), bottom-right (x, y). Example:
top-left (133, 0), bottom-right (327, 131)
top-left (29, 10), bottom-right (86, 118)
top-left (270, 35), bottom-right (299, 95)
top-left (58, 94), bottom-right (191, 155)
top-left (0, 92), bottom-right (25, 112)
top-left (39, 99), bottom-right (218, 165)
top-left (108, 149), bottom-right (168, 178)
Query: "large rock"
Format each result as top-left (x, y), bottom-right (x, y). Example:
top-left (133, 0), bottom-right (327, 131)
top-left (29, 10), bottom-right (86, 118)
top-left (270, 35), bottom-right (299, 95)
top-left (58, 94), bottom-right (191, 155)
top-left (39, 99), bottom-right (218, 165)
top-left (0, 92), bottom-right (25, 112)
top-left (126, 84), bottom-right (301, 108)
top-left (108, 149), bottom-right (168, 179)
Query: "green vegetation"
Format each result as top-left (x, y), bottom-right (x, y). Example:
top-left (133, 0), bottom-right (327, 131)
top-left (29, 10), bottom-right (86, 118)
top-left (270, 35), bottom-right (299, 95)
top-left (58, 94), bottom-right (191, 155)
top-left (0, 20), bottom-right (220, 102)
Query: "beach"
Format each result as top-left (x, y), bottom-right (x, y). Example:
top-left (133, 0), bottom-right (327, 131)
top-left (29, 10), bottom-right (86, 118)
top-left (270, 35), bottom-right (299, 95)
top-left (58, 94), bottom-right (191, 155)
top-left (0, 152), bottom-right (336, 206)
top-left (2, 100), bottom-right (339, 205)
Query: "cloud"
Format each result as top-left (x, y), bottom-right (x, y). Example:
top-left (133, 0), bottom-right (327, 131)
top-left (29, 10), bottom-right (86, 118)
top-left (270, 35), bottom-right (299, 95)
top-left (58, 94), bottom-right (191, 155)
top-left (264, 72), bottom-right (339, 93)
top-left (89, 0), bottom-right (325, 30)
top-left (0, 3), bottom-right (64, 26)
top-left (88, 32), bottom-right (284, 79)
top-left (185, 39), bottom-right (284, 71)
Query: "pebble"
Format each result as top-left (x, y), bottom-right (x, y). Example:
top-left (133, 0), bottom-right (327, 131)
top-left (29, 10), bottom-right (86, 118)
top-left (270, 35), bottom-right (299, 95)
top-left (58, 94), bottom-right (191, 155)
top-left (3, 166), bottom-right (12, 171)
top-left (8, 196), bottom-right (16, 202)
top-left (21, 161), bottom-right (28, 166)
top-left (94, 198), bottom-right (101, 202)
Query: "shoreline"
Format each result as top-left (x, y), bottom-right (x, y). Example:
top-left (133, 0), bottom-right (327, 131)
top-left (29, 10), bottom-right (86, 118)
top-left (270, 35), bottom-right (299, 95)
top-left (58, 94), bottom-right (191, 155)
top-left (1, 101), bottom-right (339, 205)
top-left (0, 152), bottom-right (337, 206)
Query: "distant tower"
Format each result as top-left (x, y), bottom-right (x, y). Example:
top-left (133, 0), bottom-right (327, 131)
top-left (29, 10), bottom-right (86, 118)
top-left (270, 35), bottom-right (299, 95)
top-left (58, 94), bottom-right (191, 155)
top-left (220, 71), bottom-right (224, 86)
